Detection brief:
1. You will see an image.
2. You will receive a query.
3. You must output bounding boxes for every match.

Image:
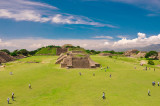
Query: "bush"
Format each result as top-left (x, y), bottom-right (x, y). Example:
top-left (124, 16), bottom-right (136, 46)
top-left (148, 60), bottom-right (155, 65)
top-left (10, 52), bottom-right (17, 56)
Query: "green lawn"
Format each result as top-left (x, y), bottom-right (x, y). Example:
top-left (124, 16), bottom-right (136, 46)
top-left (0, 55), bottom-right (160, 106)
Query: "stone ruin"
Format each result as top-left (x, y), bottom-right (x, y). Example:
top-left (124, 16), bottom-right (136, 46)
top-left (99, 53), bottom-right (112, 56)
top-left (158, 52), bottom-right (160, 59)
top-left (56, 48), bottom-right (68, 55)
top-left (0, 51), bottom-right (14, 63)
top-left (136, 51), bottom-right (146, 58)
top-left (124, 49), bottom-right (138, 57)
top-left (55, 51), bottom-right (100, 68)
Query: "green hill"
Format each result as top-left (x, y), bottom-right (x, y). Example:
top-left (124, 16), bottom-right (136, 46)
top-left (36, 47), bottom-right (57, 55)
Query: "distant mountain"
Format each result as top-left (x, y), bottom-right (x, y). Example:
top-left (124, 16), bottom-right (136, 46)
top-left (138, 44), bottom-right (160, 52)
top-left (110, 44), bottom-right (160, 52)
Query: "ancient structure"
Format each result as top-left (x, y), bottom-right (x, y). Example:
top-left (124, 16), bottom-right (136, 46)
top-left (0, 51), bottom-right (14, 63)
top-left (99, 53), bottom-right (112, 56)
top-left (124, 49), bottom-right (138, 56)
top-left (55, 51), bottom-right (100, 68)
top-left (56, 48), bottom-right (68, 55)
top-left (158, 52), bottom-right (160, 59)
top-left (136, 51), bottom-right (146, 58)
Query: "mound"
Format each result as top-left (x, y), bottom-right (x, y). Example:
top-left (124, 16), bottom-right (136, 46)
top-left (99, 53), bottom-right (112, 56)
top-left (124, 49), bottom-right (138, 56)
top-left (0, 51), bottom-right (14, 63)
top-left (136, 51), bottom-right (146, 58)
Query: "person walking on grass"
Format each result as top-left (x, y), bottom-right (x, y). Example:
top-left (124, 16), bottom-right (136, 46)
top-left (12, 95), bottom-right (14, 101)
top-left (107, 66), bottom-right (109, 69)
top-left (93, 73), bottom-right (95, 76)
top-left (110, 74), bottom-right (112, 78)
top-left (79, 72), bottom-right (81, 76)
top-left (105, 68), bottom-right (106, 72)
top-left (158, 82), bottom-right (159, 86)
top-left (29, 83), bottom-right (31, 89)
top-left (12, 92), bottom-right (14, 101)
top-left (12, 92), bottom-right (14, 96)
top-left (102, 92), bottom-right (105, 99)
top-left (146, 66), bottom-right (147, 71)
top-left (148, 89), bottom-right (150, 96)
top-left (154, 68), bottom-right (155, 71)
top-left (7, 97), bottom-right (10, 104)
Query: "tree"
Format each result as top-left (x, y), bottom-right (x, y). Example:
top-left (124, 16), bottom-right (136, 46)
top-left (145, 51), bottom-right (158, 59)
top-left (10, 52), bottom-right (17, 56)
top-left (0, 49), bottom-right (10, 54)
top-left (17, 49), bottom-right (29, 56)
top-left (148, 60), bottom-right (155, 65)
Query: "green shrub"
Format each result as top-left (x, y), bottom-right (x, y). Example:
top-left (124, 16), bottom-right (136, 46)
top-left (148, 60), bottom-right (155, 65)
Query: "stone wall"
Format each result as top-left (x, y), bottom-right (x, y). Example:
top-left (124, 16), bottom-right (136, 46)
top-left (0, 52), bottom-right (14, 63)
top-left (56, 48), bottom-right (68, 55)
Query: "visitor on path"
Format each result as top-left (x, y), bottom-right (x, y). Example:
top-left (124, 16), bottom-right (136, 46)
top-left (101, 67), bottom-right (102, 70)
top-left (158, 82), bottom-right (159, 86)
top-left (134, 67), bottom-right (136, 69)
top-left (110, 74), bottom-right (111, 78)
top-left (12, 95), bottom-right (14, 101)
top-left (12, 92), bottom-right (14, 101)
top-left (79, 72), bottom-right (81, 76)
top-left (149, 67), bottom-right (150, 70)
top-left (154, 68), bottom-right (155, 71)
top-left (107, 66), bottom-right (109, 69)
top-left (105, 68), bottom-right (106, 72)
top-left (148, 89), bottom-right (150, 96)
top-left (146, 67), bottom-right (147, 71)
top-left (93, 73), bottom-right (95, 76)
top-left (10, 72), bottom-right (13, 75)
top-left (152, 81), bottom-right (155, 86)
top-left (12, 92), bottom-right (14, 96)
top-left (7, 97), bottom-right (9, 104)
top-left (29, 83), bottom-right (31, 89)
top-left (102, 92), bottom-right (105, 99)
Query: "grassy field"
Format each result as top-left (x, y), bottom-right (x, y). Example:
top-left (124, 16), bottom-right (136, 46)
top-left (0, 55), bottom-right (160, 106)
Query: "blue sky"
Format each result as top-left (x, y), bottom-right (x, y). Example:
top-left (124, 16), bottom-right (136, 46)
top-left (0, 0), bottom-right (160, 51)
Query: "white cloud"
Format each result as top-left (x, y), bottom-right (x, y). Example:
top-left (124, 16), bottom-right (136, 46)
top-left (0, 0), bottom-right (115, 27)
top-left (0, 38), bottom-right (112, 51)
top-left (113, 33), bottom-right (160, 48)
top-left (92, 36), bottom-right (113, 39)
top-left (1, 33), bottom-right (160, 51)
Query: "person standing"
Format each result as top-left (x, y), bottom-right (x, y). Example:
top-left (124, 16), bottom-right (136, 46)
top-left (12, 95), bottom-right (14, 101)
top-left (110, 74), bottom-right (112, 78)
top-left (12, 92), bottom-right (14, 96)
top-left (146, 66), bottom-right (147, 71)
top-left (102, 92), bottom-right (105, 99)
top-left (29, 83), bottom-right (31, 89)
top-left (7, 97), bottom-right (10, 104)
top-left (158, 82), bottom-right (159, 86)
top-left (148, 89), bottom-right (150, 96)
top-left (79, 72), bottom-right (81, 76)
top-left (93, 73), bottom-right (95, 76)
